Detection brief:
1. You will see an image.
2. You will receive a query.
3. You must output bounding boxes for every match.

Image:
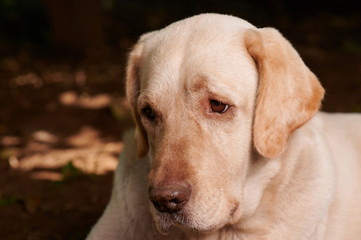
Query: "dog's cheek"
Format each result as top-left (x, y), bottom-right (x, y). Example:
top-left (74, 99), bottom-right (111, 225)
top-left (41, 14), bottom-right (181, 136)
top-left (186, 153), bottom-right (244, 228)
top-left (147, 141), bottom-right (156, 165)
top-left (216, 128), bottom-right (255, 221)
top-left (146, 129), bottom-right (163, 165)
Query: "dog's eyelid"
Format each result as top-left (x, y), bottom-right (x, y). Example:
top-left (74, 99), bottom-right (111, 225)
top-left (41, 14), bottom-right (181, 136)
top-left (207, 90), bottom-right (233, 103)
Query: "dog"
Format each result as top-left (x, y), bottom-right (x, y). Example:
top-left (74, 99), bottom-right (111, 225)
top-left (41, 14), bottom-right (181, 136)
top-left (86, 14), bottom-right (361, 240)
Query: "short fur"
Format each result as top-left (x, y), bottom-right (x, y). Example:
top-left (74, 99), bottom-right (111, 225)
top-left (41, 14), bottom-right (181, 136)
top-left (87, 14), bottom-right (361, 240)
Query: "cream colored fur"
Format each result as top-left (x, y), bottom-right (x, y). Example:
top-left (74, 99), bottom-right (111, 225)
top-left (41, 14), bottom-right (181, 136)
top-left (86, 14), bottom-right (361, 240)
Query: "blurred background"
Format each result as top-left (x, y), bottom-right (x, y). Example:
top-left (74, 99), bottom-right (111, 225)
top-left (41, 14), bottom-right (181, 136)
top-left (0, 0), bottom-right (360, 239)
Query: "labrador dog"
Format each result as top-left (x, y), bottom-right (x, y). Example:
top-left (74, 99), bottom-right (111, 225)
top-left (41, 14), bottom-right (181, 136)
top-left (86, 14), bottom-right (361, 240)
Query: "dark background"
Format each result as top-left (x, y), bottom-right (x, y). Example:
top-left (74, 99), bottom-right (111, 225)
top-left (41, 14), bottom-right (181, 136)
top-left (0, 1), bottom-right (360, 239)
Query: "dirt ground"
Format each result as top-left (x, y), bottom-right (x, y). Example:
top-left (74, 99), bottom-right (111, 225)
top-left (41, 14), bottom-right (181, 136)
top-left (0, 54), bottom-right (135, 239)
top-left (0, 13), bottom-right (361, 240)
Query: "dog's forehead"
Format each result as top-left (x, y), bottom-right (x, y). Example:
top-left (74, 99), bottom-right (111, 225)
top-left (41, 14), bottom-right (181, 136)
top-left (139, 14), bottom-right (258, 104)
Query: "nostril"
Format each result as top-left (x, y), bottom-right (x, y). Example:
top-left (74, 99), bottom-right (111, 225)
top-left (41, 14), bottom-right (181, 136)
top-left (170, 197), bottom-right (184, 204)
top-left (149, 182), bottom-right (191, 214)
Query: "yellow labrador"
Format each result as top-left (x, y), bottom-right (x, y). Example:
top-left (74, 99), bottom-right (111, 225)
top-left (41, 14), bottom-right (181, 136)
top-left (87, 14), bottom-right (361, 240)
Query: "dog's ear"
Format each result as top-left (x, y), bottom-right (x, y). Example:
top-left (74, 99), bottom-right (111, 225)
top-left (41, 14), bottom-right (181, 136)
top-left (244, 28), bottom-right (324, 158)
top-left (126, 32), bottom-right (154, 159)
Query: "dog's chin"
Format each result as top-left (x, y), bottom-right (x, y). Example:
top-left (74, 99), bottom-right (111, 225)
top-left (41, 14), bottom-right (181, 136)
top-left (153, 212), bottom-right (177, 234)
top-left (151, 201), bottom-right (242, 235)
top-left (152, 211), bottom-right (227, 235)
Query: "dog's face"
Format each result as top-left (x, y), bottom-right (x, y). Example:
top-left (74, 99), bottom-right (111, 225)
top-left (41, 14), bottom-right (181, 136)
top-left (126, 14), bottom-right (324, 233)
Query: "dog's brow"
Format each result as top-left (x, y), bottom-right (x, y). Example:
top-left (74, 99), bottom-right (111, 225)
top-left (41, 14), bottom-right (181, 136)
top-left (137, 90), bottom-right (155, 107)
top-left (187, 75), bottom-right (239, 108)
top-left (188, 75), bottom-right (208, 93)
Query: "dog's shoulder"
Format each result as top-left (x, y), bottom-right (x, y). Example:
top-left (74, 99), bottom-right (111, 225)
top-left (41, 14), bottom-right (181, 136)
top-left (316, 112), bottom-right (361, 153)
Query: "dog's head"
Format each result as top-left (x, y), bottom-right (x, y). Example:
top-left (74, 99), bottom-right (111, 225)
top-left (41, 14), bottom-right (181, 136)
top-left (126, 14), bottom-right (324, 234)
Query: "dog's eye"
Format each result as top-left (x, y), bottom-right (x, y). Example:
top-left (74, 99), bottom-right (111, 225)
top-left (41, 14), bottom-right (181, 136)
top-left (141, 106), bottom-right (156, 121)
top-left (210, 99), bottom-right (229, 114)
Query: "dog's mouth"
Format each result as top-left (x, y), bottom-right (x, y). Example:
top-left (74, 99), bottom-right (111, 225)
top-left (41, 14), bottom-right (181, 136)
top-left (153, 211), bottom-right (220, 234)
top-left (152, 211), bottom-right (189, 234)
top-left (149, 184), bottom-right (242, 234)
top-left (152, 205), bottom-right (240, 235)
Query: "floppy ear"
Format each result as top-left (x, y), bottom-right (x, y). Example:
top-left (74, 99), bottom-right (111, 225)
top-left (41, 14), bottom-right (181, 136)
top-left (126, 33), bottom-right (154, 159)
top-left (244, 28), bottom-right (325, 158)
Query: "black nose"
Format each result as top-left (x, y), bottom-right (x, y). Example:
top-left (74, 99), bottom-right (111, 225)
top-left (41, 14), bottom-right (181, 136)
top-left (149, 182), bottom-right (191, 213)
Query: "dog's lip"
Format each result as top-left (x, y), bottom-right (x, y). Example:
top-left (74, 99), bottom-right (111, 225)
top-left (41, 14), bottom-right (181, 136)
top-left (154, 202), bottom-right (241, 233)
top-left (230, 204), bottom-right (239, 218)
top-left (155, 211), bottom-right (225, 234)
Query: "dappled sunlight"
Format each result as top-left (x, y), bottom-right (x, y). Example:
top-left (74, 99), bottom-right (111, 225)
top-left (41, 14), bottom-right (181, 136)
top-left (18, 143), bottom-right (121, 176)
top-left (32, 130), bottom-right (59, 145)
top-left (66, 126), bottom-right (101, 147)
top-left (11, 73), bottom-right (43, 88)
top-left (4, 127), bottom-right (123, 178)
top-left (0, 53), bottom-right (132, 184)
top-left (1, 136), bottom-right (21, 146)
top-left (59, 91), bottom-right (112, 109)
top-left (43, 71), bottom-right (73, 84)
top-left (31, 170), bottom-right (63, 181)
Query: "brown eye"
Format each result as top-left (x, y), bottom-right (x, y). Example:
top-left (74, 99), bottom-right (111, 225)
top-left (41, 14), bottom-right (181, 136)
top-left (141, 106), bottom-right (156, 121)
top-left (210, 99), bottom-right (229, 114)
